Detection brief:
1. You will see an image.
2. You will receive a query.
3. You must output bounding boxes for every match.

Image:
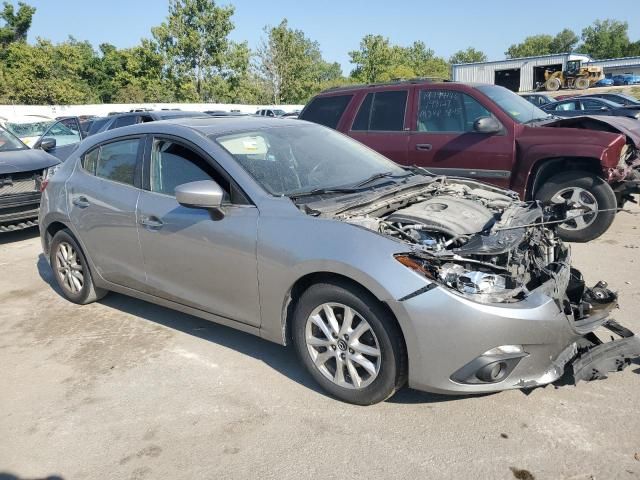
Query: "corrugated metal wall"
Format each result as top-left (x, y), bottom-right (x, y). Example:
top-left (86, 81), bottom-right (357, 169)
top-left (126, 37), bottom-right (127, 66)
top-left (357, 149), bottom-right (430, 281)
top-left (452, 54), bottom-right (582, 92)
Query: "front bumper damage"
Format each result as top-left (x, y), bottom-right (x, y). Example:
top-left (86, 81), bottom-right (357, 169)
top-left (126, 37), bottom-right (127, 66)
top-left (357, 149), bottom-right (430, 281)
top-left (392, 268), bottom-right (640, 395)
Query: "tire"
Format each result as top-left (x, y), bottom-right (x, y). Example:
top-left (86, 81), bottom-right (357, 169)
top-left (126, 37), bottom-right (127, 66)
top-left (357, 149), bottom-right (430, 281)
top-left (545, 78), bottom-right (561, 91)
top-left (50, 229), bottom-right (107, 304)
top-left (291, 281), bottom-right (407, 405)
top-left (535, 171), bottom-right (617, 242)
top-left (575, 77), bottom-right (589, 90)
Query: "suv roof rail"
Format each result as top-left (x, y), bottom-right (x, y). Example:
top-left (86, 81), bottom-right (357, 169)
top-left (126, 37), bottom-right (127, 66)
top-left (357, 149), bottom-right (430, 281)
top-left (324, 77), bottom-right (451, 93)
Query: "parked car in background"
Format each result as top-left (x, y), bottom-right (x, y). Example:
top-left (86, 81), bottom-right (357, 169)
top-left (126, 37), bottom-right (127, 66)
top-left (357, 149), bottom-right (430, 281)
top-left (520, 93), bottom-right (556, 107)
top-left (255, 108), bottom-right (287, 117)
top-left (0, 126), bottom-right (59, 232)
top-left (301, 81), bottom-right (640, 242)
top-left (0, 116), bottom-right (84, 160)
top-left (542, 97), bottom-right (640, 120)
top-left (613, 74), bottom-right (640, 86)
top-left (281, 111), bottom-right (300, 118)
top-left (594, 78), bottom-right (614, 87)
top-left (38, 116), bottom-right (639, 404)
top-left (86, 110), bottom-right (205, 136)
top-left (203, 110), bottom-right (248, 117)
top-left (580, 92), bottom-right (640, 106)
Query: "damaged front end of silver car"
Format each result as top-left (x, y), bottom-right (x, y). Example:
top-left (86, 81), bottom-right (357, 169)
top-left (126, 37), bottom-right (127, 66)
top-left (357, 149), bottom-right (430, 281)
top-left (333, 176), bottom-right (640, 386)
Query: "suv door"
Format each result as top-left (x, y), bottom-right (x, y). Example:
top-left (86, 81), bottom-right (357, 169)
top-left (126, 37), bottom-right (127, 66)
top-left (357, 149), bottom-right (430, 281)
top-left (407, 89), bottom-right (513, 188)
top-left (67, 136), bottom-right (147, 290)
top-left (136, 136), bottom-right (261, 326)
top-left (348, 89), bottom-right (410, 163)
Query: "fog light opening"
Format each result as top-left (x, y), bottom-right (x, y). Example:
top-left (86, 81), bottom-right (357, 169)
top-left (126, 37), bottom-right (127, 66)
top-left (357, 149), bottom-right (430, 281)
top-left (476, 361), bottom-right (508, 383)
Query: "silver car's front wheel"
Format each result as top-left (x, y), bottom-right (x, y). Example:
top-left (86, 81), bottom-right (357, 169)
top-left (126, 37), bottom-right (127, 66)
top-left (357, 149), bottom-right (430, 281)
top-left (305, 303), bottom-right (381, 389)
top-left (292, 282), bottom-right (406, 405)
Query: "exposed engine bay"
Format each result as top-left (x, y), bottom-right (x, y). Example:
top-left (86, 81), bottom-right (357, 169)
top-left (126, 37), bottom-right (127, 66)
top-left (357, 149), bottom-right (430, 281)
top-left (328, 177), bottom-right (568, 304)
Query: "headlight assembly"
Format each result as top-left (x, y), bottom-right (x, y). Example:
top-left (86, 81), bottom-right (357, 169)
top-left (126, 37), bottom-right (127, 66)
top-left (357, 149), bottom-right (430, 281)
top-left (395, 255), bottom-right (524, 303)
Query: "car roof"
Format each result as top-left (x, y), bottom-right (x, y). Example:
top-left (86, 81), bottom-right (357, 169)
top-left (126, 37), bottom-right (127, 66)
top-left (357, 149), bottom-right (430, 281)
top-left (154, 116), bottom-right (301, 135)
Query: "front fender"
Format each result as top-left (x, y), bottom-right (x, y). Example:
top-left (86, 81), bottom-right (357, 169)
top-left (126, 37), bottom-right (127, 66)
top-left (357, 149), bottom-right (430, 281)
top-left (256, 214), bottom-right (429, 344)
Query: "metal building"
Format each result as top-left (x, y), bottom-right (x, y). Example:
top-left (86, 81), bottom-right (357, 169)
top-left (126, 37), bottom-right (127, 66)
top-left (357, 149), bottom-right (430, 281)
top-left (589, 56), bottom-right (640, 77)
top-left (451, 53), bottom-right (592, 92)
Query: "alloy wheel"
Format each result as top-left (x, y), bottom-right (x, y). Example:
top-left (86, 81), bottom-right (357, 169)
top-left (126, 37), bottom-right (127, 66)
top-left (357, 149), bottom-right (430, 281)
top-left (305, 302), bottom-right (381, 389)
top-left (551, 187), bottom-right (599, 231)
top-left (55, 241), bottom-right (84, 294)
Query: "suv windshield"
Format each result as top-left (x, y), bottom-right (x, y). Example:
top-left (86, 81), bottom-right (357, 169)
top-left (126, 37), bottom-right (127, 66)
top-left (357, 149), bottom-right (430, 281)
top-left (215, 124), bottom-right (406, 196)
top-left (476, 85), bottom-right (549, 124)
top-left (0, 127), bottom-right (28, 152)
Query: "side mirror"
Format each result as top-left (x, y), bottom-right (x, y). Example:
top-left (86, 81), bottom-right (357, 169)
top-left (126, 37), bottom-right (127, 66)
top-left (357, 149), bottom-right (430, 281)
top-left (39, 137), bottom-right (56, 152)
top-left (175, 180), bottom-right (225, 218)
top-left (473, 116), bottom-right (502, 134)
top-left (600, 106), bottom-right (608, 111)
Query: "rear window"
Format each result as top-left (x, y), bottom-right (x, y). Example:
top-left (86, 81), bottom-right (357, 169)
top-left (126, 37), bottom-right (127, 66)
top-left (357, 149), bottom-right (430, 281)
top-left (352, 91), bottom-right (408, 131)
top-left (111, 115), bottom-right (138, 129)
top-left (300, 95), bottom-right (352, 129)
top-left (83, 138), bottom-right (141, 186)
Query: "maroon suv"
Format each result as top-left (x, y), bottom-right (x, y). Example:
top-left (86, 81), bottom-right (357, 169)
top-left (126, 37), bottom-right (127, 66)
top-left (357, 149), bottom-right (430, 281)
top-left (300, 81), bottom-right (640, 242)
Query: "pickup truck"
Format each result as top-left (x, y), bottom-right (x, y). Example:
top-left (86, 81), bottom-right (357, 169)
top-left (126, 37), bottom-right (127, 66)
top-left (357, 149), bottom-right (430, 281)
top-left (300, 81), bottom-right (640, 242)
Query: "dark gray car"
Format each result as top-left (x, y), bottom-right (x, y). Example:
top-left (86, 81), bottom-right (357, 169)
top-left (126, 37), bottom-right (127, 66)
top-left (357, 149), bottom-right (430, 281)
top-left (543, 97), bottom-right (640, 120)
top-left (38, 117), bottom-right (640, 404)
top-left (0, 126), bottom-right (59, 232)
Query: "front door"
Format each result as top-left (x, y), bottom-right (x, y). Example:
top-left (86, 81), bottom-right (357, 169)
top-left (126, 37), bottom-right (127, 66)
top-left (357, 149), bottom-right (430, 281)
top-left (66, 136), bottom-right (147, 290)
top-left (136, 136), bottom-right (261, 326)
top-left (407, 89), bottom-right (514, 189)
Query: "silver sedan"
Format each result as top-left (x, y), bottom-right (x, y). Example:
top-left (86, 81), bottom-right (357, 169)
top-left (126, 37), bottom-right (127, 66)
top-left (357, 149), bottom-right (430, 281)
top-left (39, 117), bottom-right (639, 404)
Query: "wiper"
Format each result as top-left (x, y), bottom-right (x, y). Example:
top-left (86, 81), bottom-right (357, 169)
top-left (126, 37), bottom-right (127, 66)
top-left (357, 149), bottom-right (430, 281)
top-left (288, 187), bottom-right (359, 200)
top-left (352, 171), bottom-right (409, 188)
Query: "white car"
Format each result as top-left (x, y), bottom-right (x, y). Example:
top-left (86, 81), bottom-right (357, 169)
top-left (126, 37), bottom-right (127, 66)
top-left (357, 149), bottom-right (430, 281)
top-left (0, 115), bottom-right (84, 158)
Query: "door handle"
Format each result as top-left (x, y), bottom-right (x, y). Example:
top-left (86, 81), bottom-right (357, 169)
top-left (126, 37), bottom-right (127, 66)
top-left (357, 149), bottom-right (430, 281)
top-left (72, 196), bottom-right (90, 208)
top-left (415, 144), bottom-right (432, 151)
top-left (140, 216), bottom-right (164, 229)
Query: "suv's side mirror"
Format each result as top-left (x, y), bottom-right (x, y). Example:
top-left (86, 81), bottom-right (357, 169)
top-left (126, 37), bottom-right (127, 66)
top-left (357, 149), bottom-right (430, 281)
top-left (175, 180), bottom-right (225, 218)
top-left (473, 116), bottom-right (502, 134)
top-left (39, 137), bottom-right (56, 152)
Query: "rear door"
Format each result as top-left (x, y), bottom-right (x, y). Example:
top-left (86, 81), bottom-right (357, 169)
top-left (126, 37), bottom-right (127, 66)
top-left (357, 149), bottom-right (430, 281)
top-left (67, 136), bottom-right (147, 290)
top-left (136, 136), bottom-right (261, 326)
top-left (407, 88), bottom-right (514, 188)
top-left (579, 98), bottom-right (613, 116)
top-left (347, 89), bottom-right (410, 164)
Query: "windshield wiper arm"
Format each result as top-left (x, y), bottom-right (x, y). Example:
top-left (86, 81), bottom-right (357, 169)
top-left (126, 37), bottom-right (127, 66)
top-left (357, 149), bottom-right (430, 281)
top-left (288, 187), bottom-right (359, 200)
top-left (352, 171), bottom-right (405, 188)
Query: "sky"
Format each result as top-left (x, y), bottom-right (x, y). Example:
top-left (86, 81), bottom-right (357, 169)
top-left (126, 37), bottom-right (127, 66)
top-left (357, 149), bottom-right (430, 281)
top-left (25, 0), bottom-right (640, 74)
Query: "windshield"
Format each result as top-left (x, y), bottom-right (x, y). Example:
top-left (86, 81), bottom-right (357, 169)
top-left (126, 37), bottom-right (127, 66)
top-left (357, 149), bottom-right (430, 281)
top-left (0, 127), bottom-right (28, 152)
top-left (476, 85), bottom-right (549, 123)
top-left (6, 120), bottom-right (55, 141)
top-left (215, 124), bottom-right (406, 196)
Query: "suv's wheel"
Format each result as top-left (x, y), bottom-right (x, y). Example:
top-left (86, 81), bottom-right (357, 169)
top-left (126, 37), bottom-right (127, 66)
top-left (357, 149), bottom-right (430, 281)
top-left (292, 282), bottom-right (406, 405)
top-left (535, 171), bottom-right (617, 242)
top-left (50, 229), bottom-right (107, 304)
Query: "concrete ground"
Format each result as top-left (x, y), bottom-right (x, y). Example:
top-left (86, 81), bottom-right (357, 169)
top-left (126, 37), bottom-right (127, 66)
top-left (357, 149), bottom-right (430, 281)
top-left (1, 209), bottom-right (639, 480)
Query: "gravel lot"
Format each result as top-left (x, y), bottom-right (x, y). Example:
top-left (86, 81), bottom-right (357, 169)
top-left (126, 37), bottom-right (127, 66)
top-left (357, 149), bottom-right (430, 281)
top-left (1, 207), bottom-right (639, 480)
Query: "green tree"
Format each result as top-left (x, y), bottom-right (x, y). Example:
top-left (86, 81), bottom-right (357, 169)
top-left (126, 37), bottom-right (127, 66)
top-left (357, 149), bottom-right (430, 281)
top-left (152, 0), bottom-right (236, 100)
top-left (449, 47), bottom-right (487, 64)
top-left (256, 19), bottom-right (340, 104)
top-left (505, 34), bottom-right (554, 58)
top-left (0, 1), bottom-right (35, 48)
top-left (581, 19), bottom-right (632, 59)
top-left (350, 36), bottom-right (449, 82)
top-left (549, 28), bottom-right (579, 53)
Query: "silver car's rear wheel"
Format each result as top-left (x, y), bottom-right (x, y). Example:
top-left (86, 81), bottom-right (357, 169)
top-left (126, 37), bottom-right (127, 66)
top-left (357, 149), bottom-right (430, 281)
top-left (305, 303), bottom-right (382, 389)
top-left (55, 241), bottom-right (85, 293)
top-left (49, 229), bottom-right (107, 305)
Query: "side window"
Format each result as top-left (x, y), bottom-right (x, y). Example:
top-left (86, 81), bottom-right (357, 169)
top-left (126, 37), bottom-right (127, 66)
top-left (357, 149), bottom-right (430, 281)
top-left (581, 99), bottom-right (605, 111)
top-left (111, 115), bottom-right (138, 129)
top-left (352, 91), bottom-right (408, 131)
top-left (150, 138), bottom-right (232, 203)
top-left (300, 95), bottom-right (353, 129)
top-left (94, 138), bottom-right (141, 186)
top-left (417, 90), bottom-right (492, 132)
top-left (42, 119), bottom-right (82, 147)
top-left (83, 147), bottom-right (99, 174)
top-left (555, 101), bottom-right (577, 111)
